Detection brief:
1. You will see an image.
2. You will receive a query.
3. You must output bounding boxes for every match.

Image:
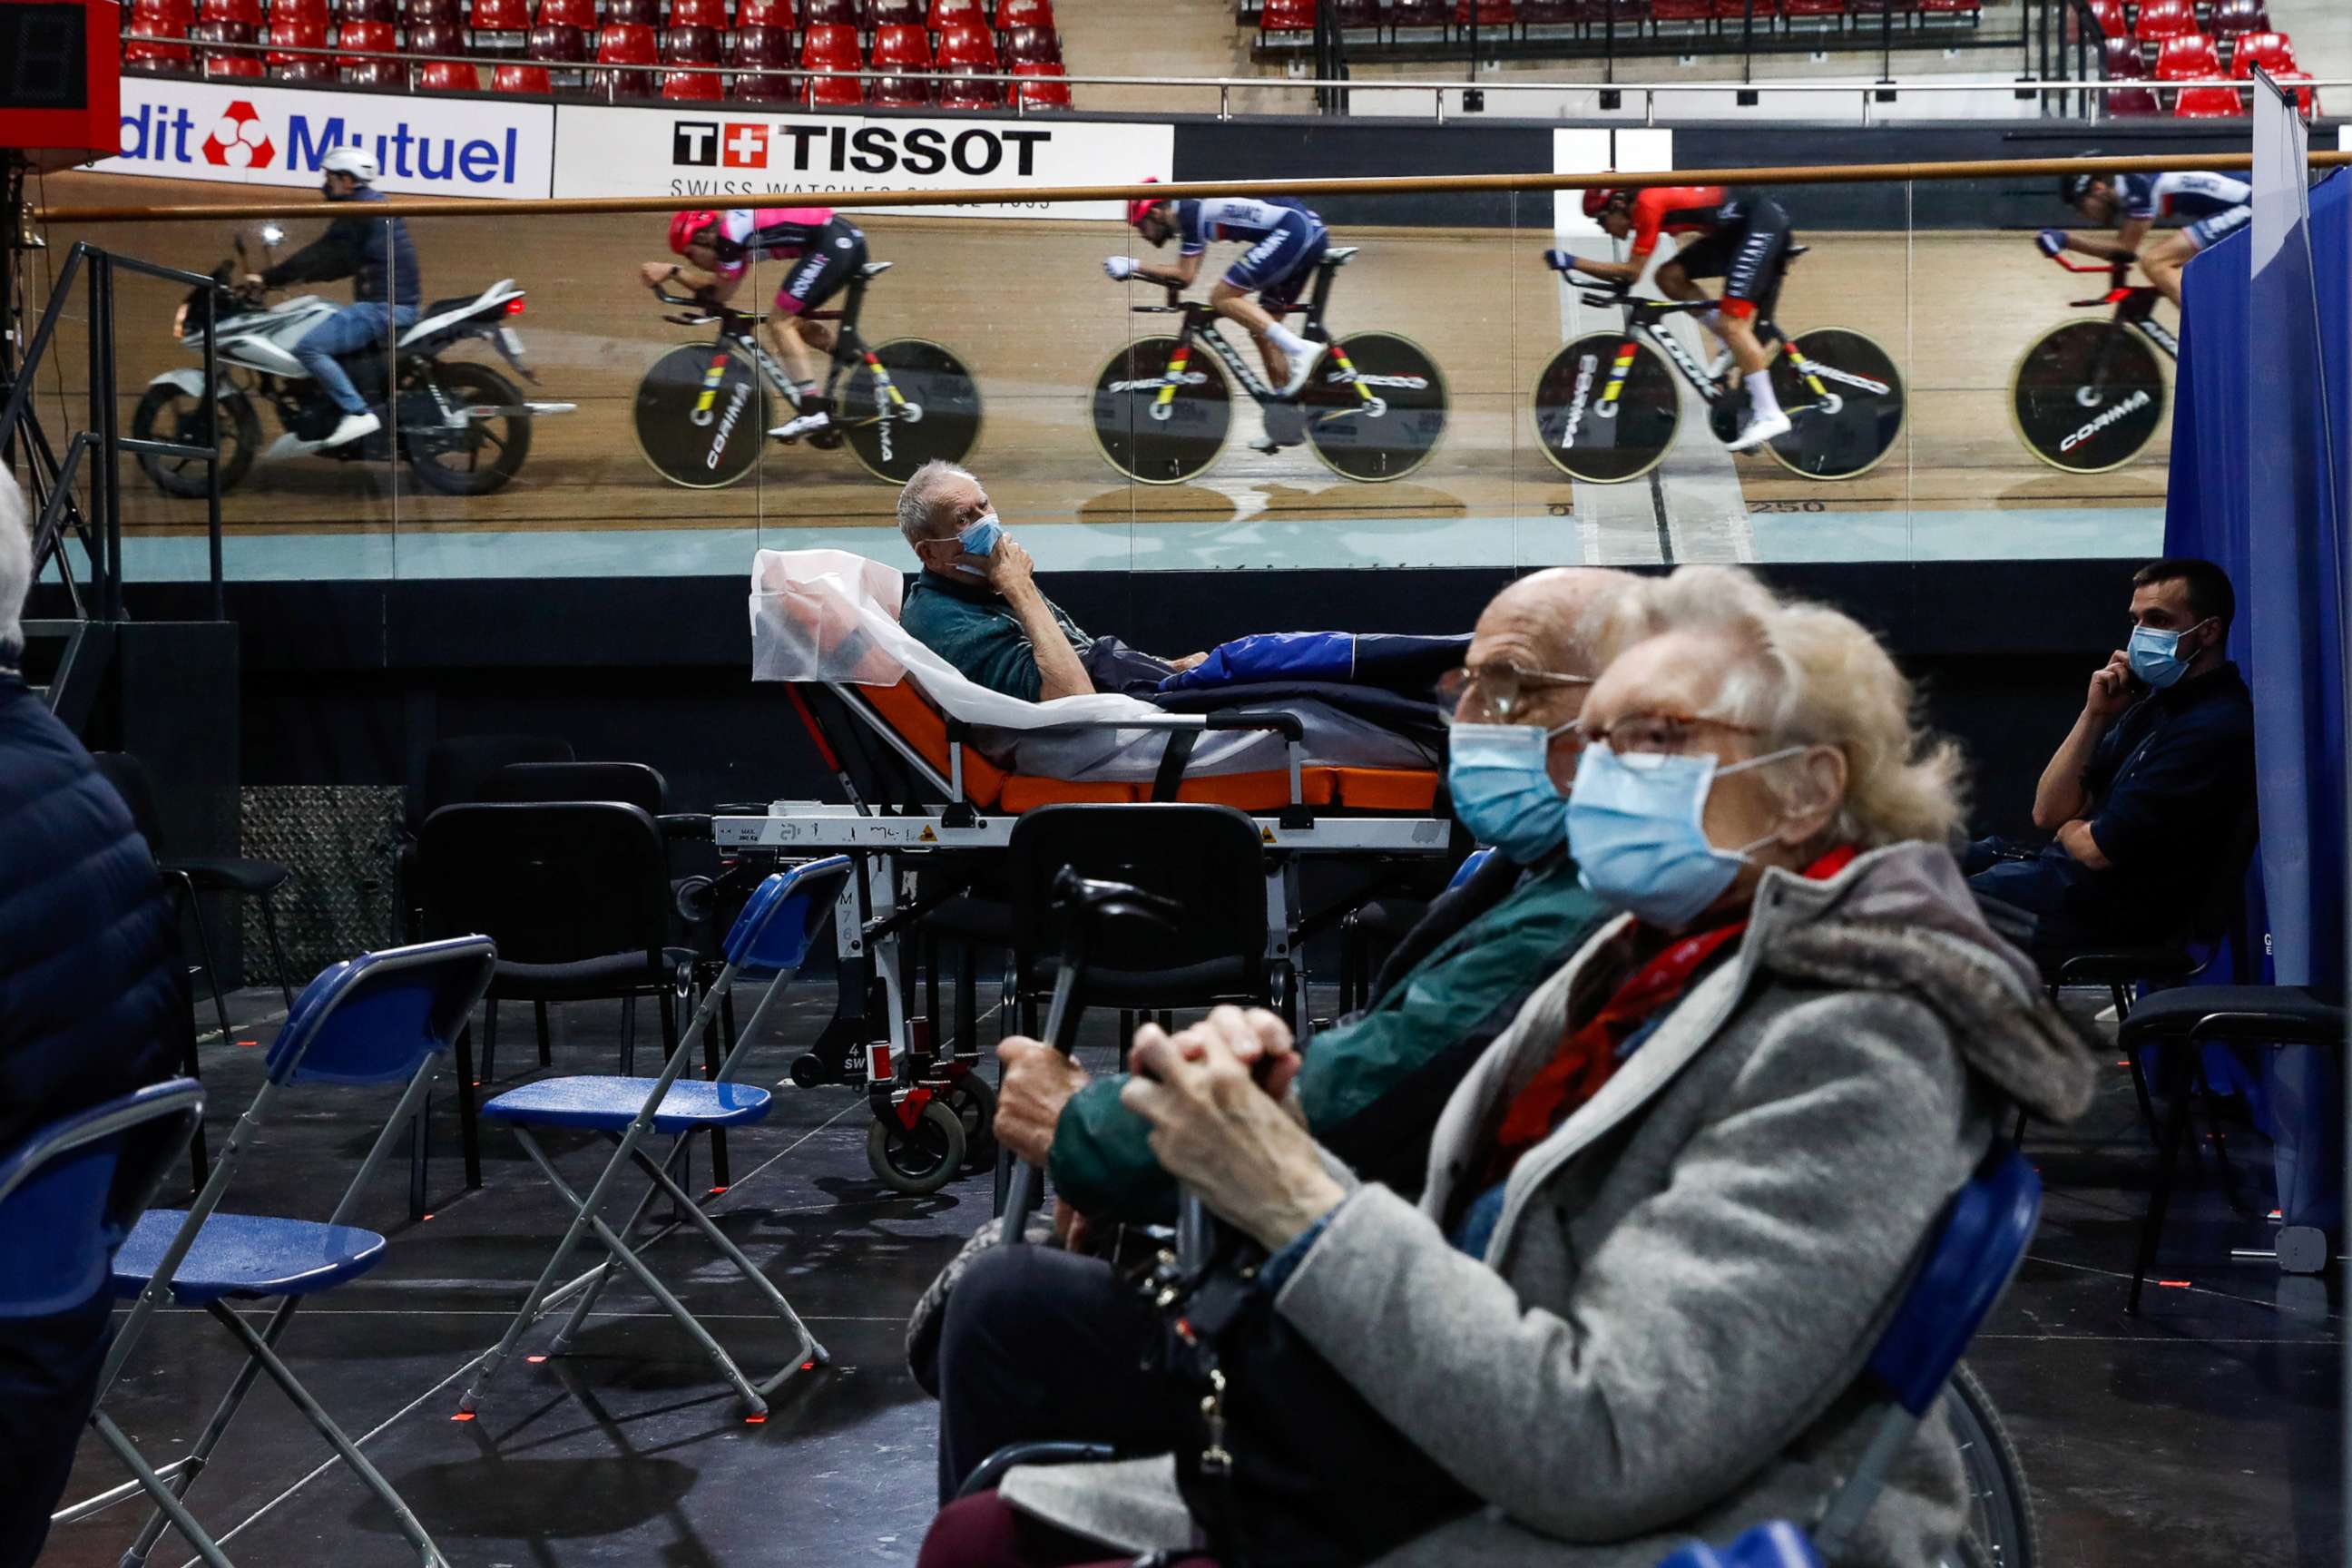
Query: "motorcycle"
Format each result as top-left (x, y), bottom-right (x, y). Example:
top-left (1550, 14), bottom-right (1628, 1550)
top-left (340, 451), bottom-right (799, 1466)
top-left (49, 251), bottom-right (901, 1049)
top-left (132, 229), bottom-right (573, 498)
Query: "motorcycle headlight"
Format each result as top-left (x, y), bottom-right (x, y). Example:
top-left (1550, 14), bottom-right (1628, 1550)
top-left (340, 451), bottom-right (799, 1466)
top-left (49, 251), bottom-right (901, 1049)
top-left (173, 301), bottom-right (190, 340)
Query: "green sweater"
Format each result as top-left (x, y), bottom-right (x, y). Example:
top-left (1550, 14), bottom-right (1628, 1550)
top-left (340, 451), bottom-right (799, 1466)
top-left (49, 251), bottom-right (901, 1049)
top-left (900, 570), bottom-right (1094, 703)
top-left (1050, 858), bottom-right (1612, 1221)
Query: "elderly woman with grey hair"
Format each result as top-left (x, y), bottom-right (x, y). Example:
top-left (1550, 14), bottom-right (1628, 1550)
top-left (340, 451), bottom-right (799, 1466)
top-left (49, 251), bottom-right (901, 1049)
top-left (921, 565), bottom-right (2097, 1568)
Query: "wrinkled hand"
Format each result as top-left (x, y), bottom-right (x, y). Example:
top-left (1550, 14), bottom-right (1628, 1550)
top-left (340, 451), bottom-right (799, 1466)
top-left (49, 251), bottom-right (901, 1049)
top-left (1053, 1198), bottom-right (1095, 1253)
top-left (984, 536), bottom-right (1038, 597)
top-left (2035, 228), bottom-right (2069, 259)
top-left (639, 261), bottom-right (680, 290)
top-left (995, 1035), bottom-right (1089, 1167)
top-left (2085, 651), bottom-right (2136, 720)
top-left (1122, 1007), bottom-right (1338, 1251)
top-left (1103, 255), bottom-right (1138, 281)
top-left (1167, 652), bottom-right (1210, 673)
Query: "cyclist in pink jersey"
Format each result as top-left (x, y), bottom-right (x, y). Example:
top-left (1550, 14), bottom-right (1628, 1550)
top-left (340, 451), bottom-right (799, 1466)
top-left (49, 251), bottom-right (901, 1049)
top-left (642, 207), bottom-right (869, 440)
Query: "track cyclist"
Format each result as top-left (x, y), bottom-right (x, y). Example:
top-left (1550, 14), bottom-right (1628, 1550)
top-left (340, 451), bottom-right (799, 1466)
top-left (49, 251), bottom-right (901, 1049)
top-left (2043, 164), bottom-right (2251, 310)
top-left (1545, 182), bottom-right (1800, 452)
top-left (641, 208), bottom-right (869, 441)
top-left (1107, 180), bottom-right (1330, 402)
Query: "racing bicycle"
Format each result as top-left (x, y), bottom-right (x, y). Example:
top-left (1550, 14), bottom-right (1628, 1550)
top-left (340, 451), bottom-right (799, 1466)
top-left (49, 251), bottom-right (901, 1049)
top-left (2011, 253), bottom-right (2176, 475)
top-left (1534, 259), bottom-right (1906, 484)
top-left (1089, 246), bottom-right (1449, 485)
top-left (634, 262), bottom-right (981, 488)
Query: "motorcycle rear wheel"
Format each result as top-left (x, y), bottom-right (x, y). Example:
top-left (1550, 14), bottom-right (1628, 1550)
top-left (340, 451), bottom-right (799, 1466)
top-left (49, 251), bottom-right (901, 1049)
top-left (404, 359), bottom-right (533, 496)
top-left (131, 383), bottom-right (260, 497)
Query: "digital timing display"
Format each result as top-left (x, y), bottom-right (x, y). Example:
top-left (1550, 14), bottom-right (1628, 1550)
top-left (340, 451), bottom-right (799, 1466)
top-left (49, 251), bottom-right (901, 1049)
top-left (1, 5), bottom-right (90, 110)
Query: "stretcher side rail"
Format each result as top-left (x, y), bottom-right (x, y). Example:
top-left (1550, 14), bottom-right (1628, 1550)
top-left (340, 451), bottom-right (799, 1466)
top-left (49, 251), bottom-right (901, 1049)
top-left (712, 808), bottom-right (1449, 853)
top-left (938, 708), bottom-right (1310, 826)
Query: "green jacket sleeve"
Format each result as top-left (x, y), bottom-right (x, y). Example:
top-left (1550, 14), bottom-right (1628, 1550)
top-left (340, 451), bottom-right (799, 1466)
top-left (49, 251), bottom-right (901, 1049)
top-left (904, 590), bottom-right (1044, 702)
top-left (1048, 1072), bottom-right (1180, 1223)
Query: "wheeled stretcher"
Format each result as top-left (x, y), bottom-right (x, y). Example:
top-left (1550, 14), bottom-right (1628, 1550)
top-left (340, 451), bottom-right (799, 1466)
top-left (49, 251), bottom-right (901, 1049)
top-left (732, 550), bottom-right (1455, 1190)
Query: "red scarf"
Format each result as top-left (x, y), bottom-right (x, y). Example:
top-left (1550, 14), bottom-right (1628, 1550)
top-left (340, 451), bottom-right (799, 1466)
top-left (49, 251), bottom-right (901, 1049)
top-left (1485, 845), bottom-right (1858, 1181)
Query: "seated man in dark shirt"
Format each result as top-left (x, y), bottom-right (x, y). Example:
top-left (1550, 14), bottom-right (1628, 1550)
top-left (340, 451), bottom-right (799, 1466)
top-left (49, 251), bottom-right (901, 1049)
top-left (893, 460), bottom-right (1203, 701)
top-left (1965, 556), bottom-right (2255, 952)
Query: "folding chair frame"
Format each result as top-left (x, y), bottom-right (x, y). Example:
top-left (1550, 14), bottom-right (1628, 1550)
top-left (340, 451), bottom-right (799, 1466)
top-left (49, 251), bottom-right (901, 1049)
top-left (96, 938), bottom-right (496, 1568)
top-left (459, 858), bottom-right (850, 1418)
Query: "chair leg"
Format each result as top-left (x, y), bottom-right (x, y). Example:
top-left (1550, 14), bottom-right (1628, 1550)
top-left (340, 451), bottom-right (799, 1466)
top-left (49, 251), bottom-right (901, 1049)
top-left (89, 1412), bottom-right (237, 1568)
top-left (181, 985), bottom-right (211, 1193)
top-left (182, 887), bottom-right (236, 1044)
top-left (258, 895), bottom-right (295, 1014)
top-left (455, 1022), bottom-right (483, 1190)
top-left (2122, 1043), bottom-right (2162, 1147)
top-left (410, 1089), bottom-right (430, 1220)
top-left (2130, 1062), bottom-right (2197, 1314)
top-left (621, 995), bottom-right (637, 1075)
top-left (689, 981), bottom-right (730, 1189)
top-left (535, 999), bottom-right (553, 1066)
top-left (549, 1136), bottom-right (691, 1353)
top-left (482, 999), bottom-right (500, 1085)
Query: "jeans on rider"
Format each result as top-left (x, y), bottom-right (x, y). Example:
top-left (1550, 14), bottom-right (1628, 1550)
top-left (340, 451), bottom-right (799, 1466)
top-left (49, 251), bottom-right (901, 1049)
top-left (292, 301), bottom-right (419, 416)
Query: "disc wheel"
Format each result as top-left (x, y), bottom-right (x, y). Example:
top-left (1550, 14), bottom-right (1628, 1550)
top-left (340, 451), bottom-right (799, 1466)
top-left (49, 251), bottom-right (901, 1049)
top-left (632, 341), bottom-right (769, 490)
top-left (132, 383), bottom-right (260, 497)
top-left (867, 1098), bottom-right (967, 1196)
top-left (1531, 333), bottom-right (1680, 484)
top-left (1090, 335), bottom-right (1232, 485)
top-left (939, 1069), bottom-right (998, 1172)
top-left (1299, 330), bottom-right (1448, 482)
top-left (1761, 327), bottom-right (1906, 481)
top-left (1947, 1363), bottom-right (2040, 1568)
top-left (2010, 318), bottom-right (2166, 475)
top-left (405, 360), bottom-right (533, 497)
top-left (840, 338), bottom-right (984, 485)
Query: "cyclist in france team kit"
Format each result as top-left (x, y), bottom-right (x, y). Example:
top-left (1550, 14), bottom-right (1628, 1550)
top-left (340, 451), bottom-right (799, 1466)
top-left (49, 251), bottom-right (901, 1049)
top-left (2044, 168), bottom-right (2252, 309)
top-left (641, 207), bottom-right (870, 441)
top-left (1107, 182), bottom-right (1330, 400)
top-left (1547, 183), bottom-right (1801, 451)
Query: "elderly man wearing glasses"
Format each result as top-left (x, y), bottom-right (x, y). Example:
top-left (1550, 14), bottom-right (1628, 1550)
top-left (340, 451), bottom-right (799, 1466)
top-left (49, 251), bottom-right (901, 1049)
top-left (922, 566), bottom-right (2098, 1568)
top-left (915, 567), bottom-right (1635, 1504)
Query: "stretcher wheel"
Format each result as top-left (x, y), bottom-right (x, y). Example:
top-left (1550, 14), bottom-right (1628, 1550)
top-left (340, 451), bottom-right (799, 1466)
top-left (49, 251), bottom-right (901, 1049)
top-left (867, 1099), bottom-right (966, 1194)
top-left (789, 1054), bottom-right (832, 1088)
top-left (1531, 333), bottom-right (1680, 484)
top-left (939, 1070), bottom-right (998, 1172)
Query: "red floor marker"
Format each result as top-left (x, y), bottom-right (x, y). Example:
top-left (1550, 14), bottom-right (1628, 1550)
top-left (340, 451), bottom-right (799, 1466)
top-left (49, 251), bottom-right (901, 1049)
top-left (709, 1186), bottom-right (728, 1196)
top-left (801, 1360), bottom-right (816, 1370)
top-left (2158, 1279), bottom-right (2193, 1289)
top-left (743, 1413), bottom-right (767, 1425)
top-left (421, 1212), bottom-right (435, 1220)
top-left (526, 1355), bottom-right (547, 1364)
top-left (237, 1039), bottom-right (260, 1048)
top-left (450, 1411), bottom-right (475, 1422)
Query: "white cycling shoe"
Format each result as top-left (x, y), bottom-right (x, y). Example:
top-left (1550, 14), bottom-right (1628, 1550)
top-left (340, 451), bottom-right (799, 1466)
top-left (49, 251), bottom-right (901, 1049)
top-left (1725, 409), bottom-right (1793, 452)
top-left (320, 410), bottom-right (379, 447)
top-left (771, 410), bottom-right (831, 440)
top-left (1277, 344), bottom-right (1326, 401)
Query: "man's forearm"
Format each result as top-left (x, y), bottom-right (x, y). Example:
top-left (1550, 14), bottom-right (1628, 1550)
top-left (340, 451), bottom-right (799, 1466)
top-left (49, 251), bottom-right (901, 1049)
top-left (2032, 711), bottom-right (2110, 829)
top-left (1007, 584), bottom-right (1093, 701)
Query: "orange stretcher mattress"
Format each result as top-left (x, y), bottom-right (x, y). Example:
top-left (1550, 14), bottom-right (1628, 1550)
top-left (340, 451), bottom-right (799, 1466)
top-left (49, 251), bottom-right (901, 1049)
top-left (860, 681), bottom-right (1438, 815)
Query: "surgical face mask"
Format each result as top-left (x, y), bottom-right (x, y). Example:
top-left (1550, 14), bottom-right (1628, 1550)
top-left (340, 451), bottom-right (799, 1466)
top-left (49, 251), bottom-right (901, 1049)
top-left (2127, 618), bottom-right (2209, 690)
top-left (1566, 743), bottom-right (1807, 928)
top-left (1447, 721), bottom-right (1575, 866)
top-left (949, 513), bottom-right (1002, 579)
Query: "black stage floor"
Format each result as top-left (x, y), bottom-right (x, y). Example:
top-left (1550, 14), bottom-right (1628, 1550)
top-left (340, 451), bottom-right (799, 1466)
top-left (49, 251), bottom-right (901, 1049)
top-left (39, 984), bottom-right (2344, 1568)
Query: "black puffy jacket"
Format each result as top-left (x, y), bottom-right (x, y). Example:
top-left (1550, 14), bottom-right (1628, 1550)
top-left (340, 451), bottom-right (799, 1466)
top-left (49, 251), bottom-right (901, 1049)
top-left (0, 673), bottom-right (181, 1156)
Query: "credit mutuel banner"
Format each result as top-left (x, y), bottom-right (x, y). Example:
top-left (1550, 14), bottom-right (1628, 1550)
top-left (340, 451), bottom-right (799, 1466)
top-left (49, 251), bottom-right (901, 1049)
top-left (552, 105), bottom-right (1173, 220)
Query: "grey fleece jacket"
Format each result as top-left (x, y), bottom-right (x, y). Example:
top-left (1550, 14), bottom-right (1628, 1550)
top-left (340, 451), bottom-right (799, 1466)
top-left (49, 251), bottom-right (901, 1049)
top-left (999, 841), bottom-right (2097, 1566)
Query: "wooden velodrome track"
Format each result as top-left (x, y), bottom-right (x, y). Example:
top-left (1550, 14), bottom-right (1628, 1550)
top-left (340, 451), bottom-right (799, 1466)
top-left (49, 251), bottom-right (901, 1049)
top-left (30, 170), bottom-right (2168, 566)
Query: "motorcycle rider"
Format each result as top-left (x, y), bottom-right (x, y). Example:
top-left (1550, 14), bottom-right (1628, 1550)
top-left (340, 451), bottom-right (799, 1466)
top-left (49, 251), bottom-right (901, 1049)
top-left (243, 148), bottom-right (419, 449)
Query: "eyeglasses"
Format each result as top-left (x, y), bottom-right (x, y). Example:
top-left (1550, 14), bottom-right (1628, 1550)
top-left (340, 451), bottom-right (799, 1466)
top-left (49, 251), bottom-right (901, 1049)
top-left (1578, 710), bottom-right (1763, 758)
top-left (1436, 662), bottom-right (1594, 726)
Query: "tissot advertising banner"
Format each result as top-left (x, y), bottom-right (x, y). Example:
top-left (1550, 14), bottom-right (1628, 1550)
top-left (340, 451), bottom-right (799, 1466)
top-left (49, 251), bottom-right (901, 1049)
top-left (97, 79), bottom-right (555, 196)
top-left (551, 105), bottom-right (1174, 219)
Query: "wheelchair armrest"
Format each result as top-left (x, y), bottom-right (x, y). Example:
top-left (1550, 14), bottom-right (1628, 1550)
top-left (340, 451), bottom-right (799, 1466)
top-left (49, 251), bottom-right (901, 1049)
top-left (956, 1441), bottom-right (1120, 1501)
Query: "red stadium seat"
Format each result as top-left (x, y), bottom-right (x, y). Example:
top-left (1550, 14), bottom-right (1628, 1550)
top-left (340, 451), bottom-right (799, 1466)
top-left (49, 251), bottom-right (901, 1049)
top-left (800, 0), bottom-right (854, 23)
top-left (867, 72), bottom-right (931, 104)
top-left (2206, 0), bottom-right (2268, 36)
top-left (1010, 57), bottom-right (1068, 106)
top-left (135, 0), bottom-right (197, 26)
top-left (123, 12), bottom-right (194, 67)
top-left (2269, 70), bottom-right (2318, 113)
top-left (336, 17), bottom-right (397, 63)
top-left (2132, 0), bottom-right (2192, 42)
top-left (662, 64), bottom-right (723, 94)
top-left (1916, 0), bottom-right (1976, 15)
top-left (2172, 83), bottom-right (2244, 114)
top-left (1002, 22), bottom-right (1057, 59)
top-left (536, 0), bottom-right (593, 25)
top-left (2083, 0), bottom-right (2123, 34)
top-left (593, 20), bottom-right (658, 93)
top-left (1259, 0), bottom-right (1314, 28)
top-left (406, 18), bottom-right (465, 51)
top-left (603, 0), bottom-right (655, 19)
top-left (937, 73), bottom-right (1000, 107)
top-left (995, 0), bottom-right (1050, 25)
top-left (799, 21), bottom-right (862, 104)
top-left (730, 64), bottom-right (795, 97)
top-left (727, 22), bottom-right (790, 95)
top-left (662, 20), bottom-right (719, 62)
top-left (926, 0), bottom-right (978, 26)
top-left (207, 43), bottom-right (271, 72)
top-left (1328, 0), bottom-right (1380, 23)
top-left (2152, 32), bottom-right (2220, 77)
top-left (2226, 29), bottom-right (2295, 74)
top-left (527, 19), bottom-right (586, 61)
top-left (272, 52), bottom-right (337, 76)
top-left (869, 20), bottom-right (930, 64)
top-left (1015, 54), bottom-right (1077, 105)
top-left (264, 15), bottom-right (323, 58)
top-left (1453, 0), bottom-right (1513, 21)
top-left (734, 0), bottom-right (788, 19)
top-left (492, 60), bottom-right (552, 87)
top-left (201, 0), bottom-right (261, 24)
top-left (470, 0), bottom-right (529, 30)
top-left (340, 0), bottom-right (398, 22)
top-left (1386, 0), bottom-right (1448, 27)
top-left (413, 55), bottom-right (478, 85)
top-left (399, 0), bottom-right (456, 24)
top-left (1515, 0), bottom-right (1589, 22)
top-left (867, 0), bottom-right (919, 24)
top-left (1782, 0), bottom-right (1843, 18)
top-left (936, 18), bottom-right (994, 65)
top-left (670, 0), bottom-right (727, 26)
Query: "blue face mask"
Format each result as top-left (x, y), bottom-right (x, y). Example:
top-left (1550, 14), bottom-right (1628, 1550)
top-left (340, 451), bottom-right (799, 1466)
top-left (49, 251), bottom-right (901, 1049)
top-left (1447, 721), bottom-right (1575, 865)
top-left (1565, 744), bottom-right (1805, 928)
top-left (2126, 619), bottom-right (2208, 690)
top-left (950, 513), bottom-right (1002, 579)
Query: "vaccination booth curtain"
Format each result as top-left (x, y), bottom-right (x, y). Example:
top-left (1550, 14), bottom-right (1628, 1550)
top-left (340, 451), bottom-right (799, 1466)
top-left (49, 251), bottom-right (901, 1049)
top-left (2162, 119), bottom-right (2348, 1229)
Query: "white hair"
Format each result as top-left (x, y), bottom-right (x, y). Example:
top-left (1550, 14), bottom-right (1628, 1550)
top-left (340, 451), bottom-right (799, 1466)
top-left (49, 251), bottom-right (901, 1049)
top-left (0, 466), bottom-right (30, 669)
top-left (896, 459), bottom-right (977, 553)
top-left (1624, 566), bottom-right (1966, 848)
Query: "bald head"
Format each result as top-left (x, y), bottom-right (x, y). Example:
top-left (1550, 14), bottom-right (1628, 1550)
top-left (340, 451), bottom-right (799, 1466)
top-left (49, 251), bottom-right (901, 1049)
top-left (1472, 567), bottom-right (1639, 681)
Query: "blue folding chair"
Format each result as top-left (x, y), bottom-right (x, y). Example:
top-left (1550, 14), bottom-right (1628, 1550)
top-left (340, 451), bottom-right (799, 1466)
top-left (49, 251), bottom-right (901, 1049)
top-left (459, 857), bottom-right (852, 1418)
top-left (93, 936), bottom-right (498, 1568)
top-left (1652, 1145), bottom-right (2043, 1568)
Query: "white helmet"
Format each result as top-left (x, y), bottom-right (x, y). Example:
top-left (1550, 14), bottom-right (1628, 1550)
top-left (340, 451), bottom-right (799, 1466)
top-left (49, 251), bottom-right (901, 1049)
top-left (320, 147), bottom-right (379, 184)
